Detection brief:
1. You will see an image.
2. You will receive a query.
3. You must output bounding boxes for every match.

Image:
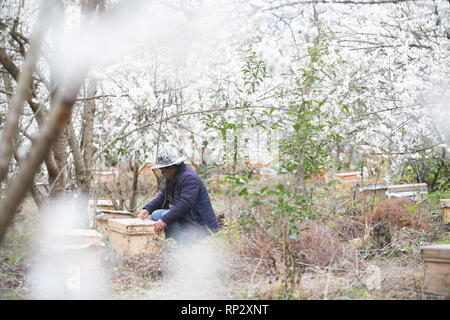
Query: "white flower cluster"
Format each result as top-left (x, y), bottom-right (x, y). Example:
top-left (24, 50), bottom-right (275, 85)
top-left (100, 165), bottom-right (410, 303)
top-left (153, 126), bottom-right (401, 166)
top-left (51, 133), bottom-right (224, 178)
top-left (254, 38), bottom-right (291, 75)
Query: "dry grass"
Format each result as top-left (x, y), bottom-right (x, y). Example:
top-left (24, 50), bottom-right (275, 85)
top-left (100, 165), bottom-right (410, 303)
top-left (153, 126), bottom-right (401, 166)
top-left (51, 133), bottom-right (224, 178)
top-left (366, 197), bottom-right (431, 232)
top-left (294, 222), bottom-right (362, 272)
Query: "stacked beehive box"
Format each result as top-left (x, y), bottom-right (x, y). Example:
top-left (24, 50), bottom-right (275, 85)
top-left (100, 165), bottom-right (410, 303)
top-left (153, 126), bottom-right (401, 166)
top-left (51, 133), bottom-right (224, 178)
top-left (44, 229), bottom-right (104, 270)
top-left (108, 219), bottom-right (164, 255)
top-left (440, 199), bottom-right (450, 224)
top-left (420, 244), bottom-right (450, 295)
top-left (95, 209), bottom-right (135, 236)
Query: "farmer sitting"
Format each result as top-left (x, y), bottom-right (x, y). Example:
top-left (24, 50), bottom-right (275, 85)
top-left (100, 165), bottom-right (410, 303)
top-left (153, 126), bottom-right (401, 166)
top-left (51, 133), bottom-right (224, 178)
top-left (138, 144), bottom-right (219, 244)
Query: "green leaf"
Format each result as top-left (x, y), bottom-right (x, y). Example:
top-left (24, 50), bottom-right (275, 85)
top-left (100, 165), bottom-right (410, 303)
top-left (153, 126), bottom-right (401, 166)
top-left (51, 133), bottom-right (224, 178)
top-left (239, 188), bottom-right (249, 196)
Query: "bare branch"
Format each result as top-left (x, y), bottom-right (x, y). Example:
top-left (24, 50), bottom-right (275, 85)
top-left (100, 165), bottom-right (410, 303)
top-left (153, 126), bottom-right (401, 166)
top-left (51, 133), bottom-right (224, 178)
top-left (0, 1), bottom-right (53, 183)
top-left (266, 0), bottom-right (419, 11)
top-left (0, 65), bottom-right (88, 243)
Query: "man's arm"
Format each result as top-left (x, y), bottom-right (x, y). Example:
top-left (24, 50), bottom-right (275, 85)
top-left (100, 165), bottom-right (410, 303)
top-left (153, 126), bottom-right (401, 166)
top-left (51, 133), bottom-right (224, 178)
top-left (160, 176), bottom-right (199, 225)
top-left (140, 190), bottom-right (166, 218)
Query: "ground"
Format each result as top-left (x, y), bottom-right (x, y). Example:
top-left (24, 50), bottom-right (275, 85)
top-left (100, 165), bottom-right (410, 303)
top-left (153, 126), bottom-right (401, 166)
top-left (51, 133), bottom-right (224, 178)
top-left (0, 193), bottom-right (448, 300)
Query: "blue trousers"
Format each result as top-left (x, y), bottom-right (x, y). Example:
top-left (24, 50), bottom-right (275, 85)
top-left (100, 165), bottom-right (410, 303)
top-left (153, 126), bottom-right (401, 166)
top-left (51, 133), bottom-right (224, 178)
top-left (150, 209), bottom-right (182, 241)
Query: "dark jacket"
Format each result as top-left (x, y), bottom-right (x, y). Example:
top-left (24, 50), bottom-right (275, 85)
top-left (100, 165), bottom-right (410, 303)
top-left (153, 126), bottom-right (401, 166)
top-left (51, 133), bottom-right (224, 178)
top-left (143, 164), bottom-right (219, 235)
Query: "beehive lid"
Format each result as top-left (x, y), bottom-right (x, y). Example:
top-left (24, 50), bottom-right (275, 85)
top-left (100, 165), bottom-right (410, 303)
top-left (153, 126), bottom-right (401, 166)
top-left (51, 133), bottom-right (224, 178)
top-left (338, 179), bottom-right (359, 183)
top-left (387, 183), bottom-right (427, 192)
top-left (360, 184), bottom-right (388, 191)
top-left (420, 244), bottom-right (450, 260)
top-left (335, 171), bottom-right (360, 177)
top-left (96, 199), bottom-right (114, 206)
top-left (95, 209), bottom-right (134, 219)
top-left (440, 199), bottom-right (450, 207)
top-left (96, 209), bottom-right (133, 215)
top-left (335, 171), bottom-right (360, 176)
top-left (108, 218), bottom-right (156, 235)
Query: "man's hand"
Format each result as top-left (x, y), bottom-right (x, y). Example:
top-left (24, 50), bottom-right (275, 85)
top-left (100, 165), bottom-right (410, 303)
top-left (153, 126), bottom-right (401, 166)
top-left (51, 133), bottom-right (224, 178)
top-left (138, 209), bottom-right (150, 220)
top-left (154, 219), bottom-right (167, 233)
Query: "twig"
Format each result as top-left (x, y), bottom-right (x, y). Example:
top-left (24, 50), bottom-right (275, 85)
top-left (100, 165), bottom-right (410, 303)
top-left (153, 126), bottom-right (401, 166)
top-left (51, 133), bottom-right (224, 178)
top-left (249, 252), bottom-right (265, 291)
top-left (323, 270), bottom-right (331, 300)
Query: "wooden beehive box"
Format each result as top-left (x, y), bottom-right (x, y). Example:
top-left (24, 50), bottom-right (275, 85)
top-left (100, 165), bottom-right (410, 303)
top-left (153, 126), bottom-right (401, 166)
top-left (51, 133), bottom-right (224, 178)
top-left (95, 210), bottom-right (135, 236)
top-left (92, 167), bottom-right (119, 183)
top-left (96, 199), bottom-right (116, 211)
top-left (440, 199), bottom-right (450, 224)
top-left (420, 244), bottom-right (450, 295)
top-left (108, 219), bottom-right (164, 256)
top-left (44, 229), bottom-right (104, 271)
top-left (334, 172), bottom-right (361, 191)
top-left (387, 183), bottom-right (427, 193)
top-left (358, 184), bottom-right (388, 199)
top-left (334, 171), bottom-right (360, 181)
top-left (387, 183), bottom-right (428, 201)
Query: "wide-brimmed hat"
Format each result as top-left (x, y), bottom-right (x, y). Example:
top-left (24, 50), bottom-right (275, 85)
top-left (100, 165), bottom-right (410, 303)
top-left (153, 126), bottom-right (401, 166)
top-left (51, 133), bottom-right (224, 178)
top-left (151, 145), bottom-right (186, 169)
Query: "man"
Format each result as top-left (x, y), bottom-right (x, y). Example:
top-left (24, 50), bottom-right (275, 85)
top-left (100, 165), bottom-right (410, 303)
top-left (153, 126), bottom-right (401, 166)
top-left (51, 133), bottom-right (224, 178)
top-left (138, 145), bottom-right (219, 244)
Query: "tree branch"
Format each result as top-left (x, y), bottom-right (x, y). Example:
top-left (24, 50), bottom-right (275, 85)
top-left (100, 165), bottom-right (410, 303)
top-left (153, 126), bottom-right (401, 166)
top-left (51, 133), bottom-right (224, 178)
top-left (0, 2), bottom-right (52, 183)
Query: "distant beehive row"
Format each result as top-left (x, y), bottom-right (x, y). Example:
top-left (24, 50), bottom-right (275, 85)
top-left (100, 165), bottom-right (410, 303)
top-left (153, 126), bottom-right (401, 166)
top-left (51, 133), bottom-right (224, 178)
top-left (333, 171), bottom-right (426, 199)
top-left (332, 171), bottom-right (450, 225)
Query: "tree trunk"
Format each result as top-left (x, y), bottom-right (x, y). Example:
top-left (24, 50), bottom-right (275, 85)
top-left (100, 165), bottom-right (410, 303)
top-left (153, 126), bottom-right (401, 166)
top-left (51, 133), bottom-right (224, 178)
top-left (2, 71), bottom-right (45, 208)
top-left (296, 159), bottom-right (306, 194)
top-left (80, 77), bottom-right (97, 192)
top-left (50, 127), bottom-right (69, 196)
top-left (129, 150), bottom-right (140, 212)
top-left (0, 34), bottom-right (63, 199)
top-left (67, 119), bottom-right (88, 192)
top-left (201, 140), bottom-right (208, 165)
top-left (0, 70), bottom-right (87, 243)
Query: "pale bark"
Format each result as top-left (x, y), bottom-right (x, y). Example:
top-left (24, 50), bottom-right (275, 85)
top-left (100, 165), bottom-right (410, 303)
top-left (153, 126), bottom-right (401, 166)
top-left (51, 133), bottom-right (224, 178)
top-left (2, 71), bottom-right (43, 207)
top-left (0, 70), bottom-right (87, 243)
top-left (67, 119), bottom-right (88, 192)
top-left (0, 20), bottom-right (61, 196)
top-left (128, 150), bottom-right (140, 212)
top-left (80, 77), bottom-right (97, 191)
top-left (0, 11), bottom-right (50, 183)
top-left (50, 127), bottom-right (69, 196)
